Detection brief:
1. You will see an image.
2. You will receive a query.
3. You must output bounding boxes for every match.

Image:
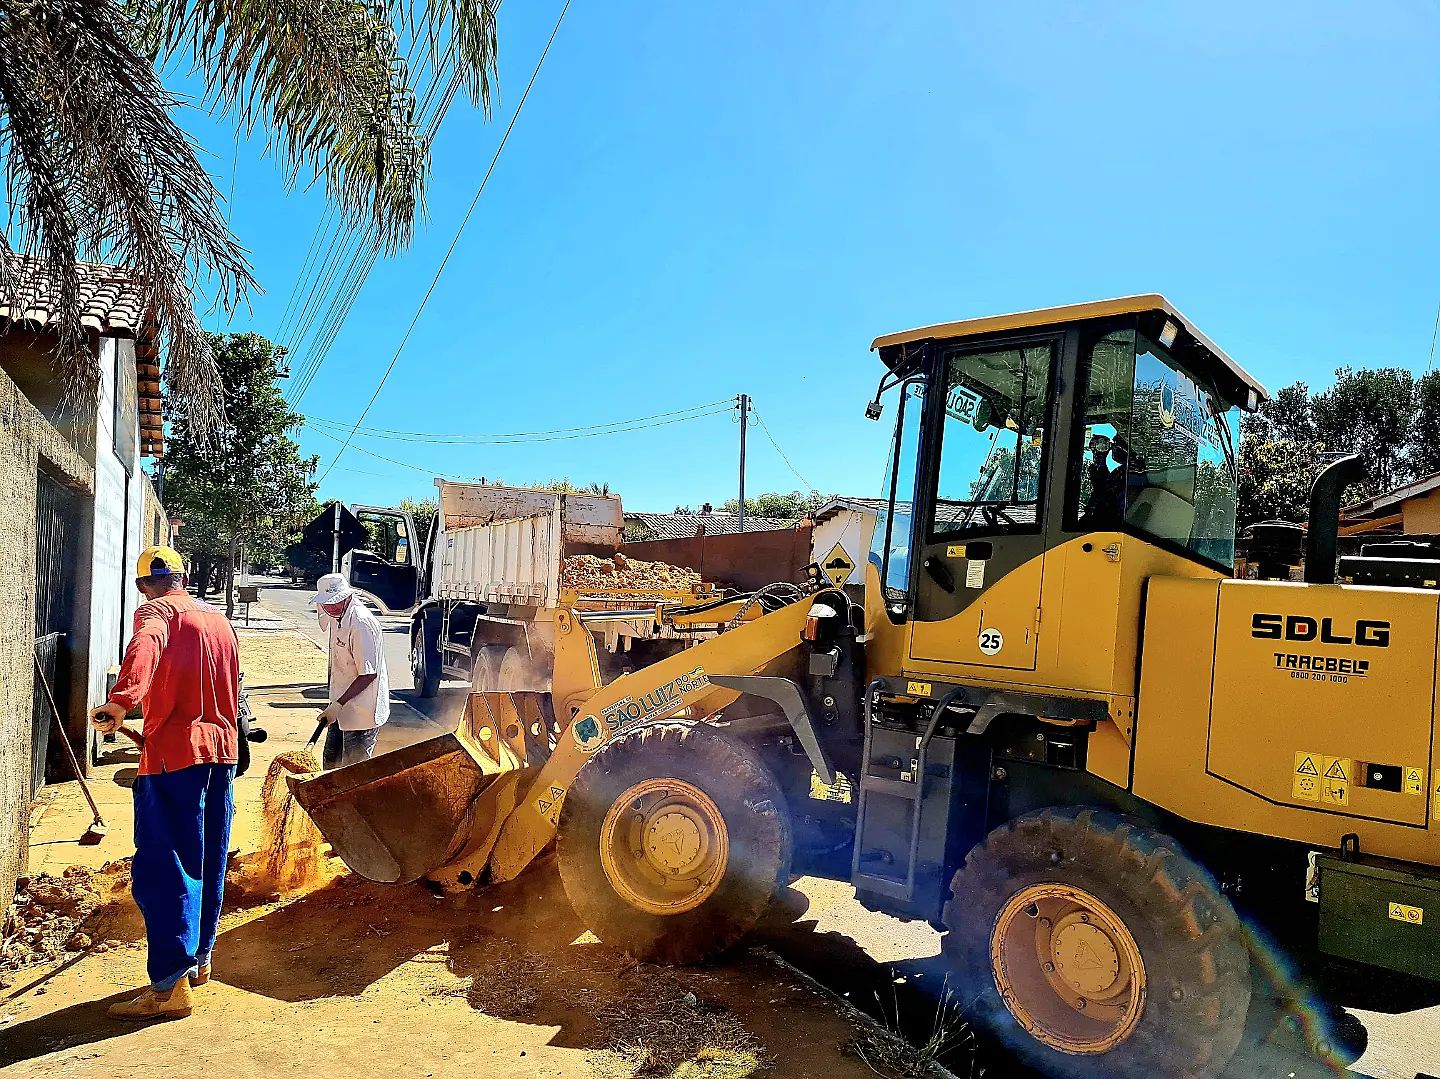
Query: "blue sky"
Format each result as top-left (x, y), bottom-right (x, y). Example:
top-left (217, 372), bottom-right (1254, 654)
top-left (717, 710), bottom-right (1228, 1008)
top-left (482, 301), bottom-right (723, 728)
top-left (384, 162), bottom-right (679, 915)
top-left (177, 1), bottom-right (1440, 512)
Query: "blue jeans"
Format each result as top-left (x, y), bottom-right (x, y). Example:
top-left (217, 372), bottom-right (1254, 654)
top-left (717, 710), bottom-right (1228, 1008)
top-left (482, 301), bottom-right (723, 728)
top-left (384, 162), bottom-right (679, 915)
top-left (132, 764), bottom-right (235, 990)
top-left (322, 725), bottom-right (379, 770)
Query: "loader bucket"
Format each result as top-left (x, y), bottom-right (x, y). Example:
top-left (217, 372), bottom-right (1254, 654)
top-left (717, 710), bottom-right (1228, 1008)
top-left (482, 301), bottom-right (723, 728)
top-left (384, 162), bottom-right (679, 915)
top-left (287, 692), bottom-right (553, 886)
top-left (288, 732), bottom-right (503, 884)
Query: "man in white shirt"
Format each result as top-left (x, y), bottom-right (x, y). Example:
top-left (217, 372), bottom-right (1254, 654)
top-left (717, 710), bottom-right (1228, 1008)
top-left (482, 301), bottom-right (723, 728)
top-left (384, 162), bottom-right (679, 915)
top-left (309, 573), bottom-right (390, 769)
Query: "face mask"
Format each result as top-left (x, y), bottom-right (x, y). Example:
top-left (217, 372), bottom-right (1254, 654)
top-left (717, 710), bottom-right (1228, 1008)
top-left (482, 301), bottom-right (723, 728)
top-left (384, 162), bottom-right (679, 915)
top-left (318, 609), bottom-right (337, 632)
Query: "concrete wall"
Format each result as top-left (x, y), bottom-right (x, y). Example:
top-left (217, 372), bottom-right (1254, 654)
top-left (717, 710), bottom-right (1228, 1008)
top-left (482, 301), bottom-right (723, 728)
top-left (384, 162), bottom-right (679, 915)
top-left (86, 338), bottom-right (146, 714)
top-left (1401, 491), bottom-right (1440, 534)
top-left (811, 508), bottom-right (877, 587)
top-left (141, 470), bottom-right (171, 549)
top-left (0, 358), bottom-right (93, 915)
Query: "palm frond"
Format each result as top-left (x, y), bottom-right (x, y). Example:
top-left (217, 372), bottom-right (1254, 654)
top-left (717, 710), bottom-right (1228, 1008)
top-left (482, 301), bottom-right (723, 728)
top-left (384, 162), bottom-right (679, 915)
top-left (130, 0), bottom-right (499, 253)
top-left (0, 0), bottom-right (253, 432)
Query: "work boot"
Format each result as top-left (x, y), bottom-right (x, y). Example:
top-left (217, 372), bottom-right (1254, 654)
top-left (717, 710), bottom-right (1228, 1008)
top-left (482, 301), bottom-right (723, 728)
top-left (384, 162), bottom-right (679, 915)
top-left (190, 962), bottom-right (211, 987)
top-left (107, 979), bottom-right (194, 1020)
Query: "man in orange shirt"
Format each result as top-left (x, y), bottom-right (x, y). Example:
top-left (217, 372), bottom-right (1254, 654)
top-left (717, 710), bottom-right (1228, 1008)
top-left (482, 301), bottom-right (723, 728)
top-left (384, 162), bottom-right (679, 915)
top-left (91, 546), bottom-right (240, 1020)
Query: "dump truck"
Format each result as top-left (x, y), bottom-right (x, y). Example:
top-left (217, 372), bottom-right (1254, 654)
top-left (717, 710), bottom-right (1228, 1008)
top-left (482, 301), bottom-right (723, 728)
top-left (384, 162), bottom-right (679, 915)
top-left (405, 480), bottom-right (790, 700)
top-left (296, 296), bottom-right (1440, 1079)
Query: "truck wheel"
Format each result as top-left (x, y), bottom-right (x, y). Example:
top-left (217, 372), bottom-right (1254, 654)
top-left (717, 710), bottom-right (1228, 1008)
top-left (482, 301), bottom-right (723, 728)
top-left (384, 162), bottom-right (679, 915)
top-left (557, 719), bottom-right (791, 964)
top-left (470, 644), bottom-right (504, 692)
top-left (944, 808), bottom-right (1251, 1079)
top-left (411, 618), bottom-right (441, 698)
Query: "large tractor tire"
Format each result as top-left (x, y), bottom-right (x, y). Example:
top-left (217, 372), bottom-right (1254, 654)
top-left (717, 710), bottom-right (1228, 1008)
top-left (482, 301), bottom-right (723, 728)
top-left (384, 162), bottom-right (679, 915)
top-left (557, 719), bottom-right (791, 964)
top-left (945, 807), bottom-right (1251, 1079)
top-left (411, 617), bottom-right (441, 699)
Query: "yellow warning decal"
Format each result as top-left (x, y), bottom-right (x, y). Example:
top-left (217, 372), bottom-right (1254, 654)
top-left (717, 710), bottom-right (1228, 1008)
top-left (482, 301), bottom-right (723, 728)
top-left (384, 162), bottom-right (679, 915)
top-left (946, 545), bottom-right (966, 558)
top-left (1403, 766), bottom-right (1425, 796)
top-left (809, 771), bottom-right (854, 805)
top-left (535, 784), bottom-right (566, 824)
top-left (1292, 752), bottom-right (1321, 803)
top-left (1388, 902), bottom-right (1424, 926)
top-left (1322, 756), bottom-right (1351, 807)
top-left (820, 542), bottom-right (856, 588)
top-left (906, 680), bottom-right (932, 697)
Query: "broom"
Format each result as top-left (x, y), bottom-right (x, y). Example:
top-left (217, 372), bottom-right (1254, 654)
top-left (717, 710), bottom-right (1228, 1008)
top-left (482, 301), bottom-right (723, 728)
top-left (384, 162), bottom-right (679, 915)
top-left (32, 650), bottom-right (107, 845)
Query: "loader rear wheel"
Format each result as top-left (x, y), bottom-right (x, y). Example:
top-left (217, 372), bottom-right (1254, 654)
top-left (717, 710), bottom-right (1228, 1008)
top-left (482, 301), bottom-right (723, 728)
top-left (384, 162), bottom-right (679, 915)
top-left (558, 719), bottom-right (790, 964)
top-left (944, 808), bottom-right (1251, 1079)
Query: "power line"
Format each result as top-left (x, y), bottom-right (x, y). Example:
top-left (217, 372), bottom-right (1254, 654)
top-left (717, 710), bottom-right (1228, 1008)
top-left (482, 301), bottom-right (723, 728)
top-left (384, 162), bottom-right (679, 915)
top-left (317, 0), bottom-right (573, 484)
top-left (751, 407), bottom-right (815, 489)
top-left (279, 33), bottom-right (476, 401)
top-left (302, 402), bottom-right (730, 477)
top-left (303, 398), bottom-right (734, 443)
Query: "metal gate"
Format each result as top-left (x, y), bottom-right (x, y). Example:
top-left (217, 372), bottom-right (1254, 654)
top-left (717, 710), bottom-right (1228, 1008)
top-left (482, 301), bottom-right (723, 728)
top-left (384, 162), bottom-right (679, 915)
top-left (32, 468), bottom-right (80, 794)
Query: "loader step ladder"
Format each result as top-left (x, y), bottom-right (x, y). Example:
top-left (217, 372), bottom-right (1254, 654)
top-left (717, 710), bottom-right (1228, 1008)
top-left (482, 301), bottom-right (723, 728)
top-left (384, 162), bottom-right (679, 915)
top-left (851, 681), bottom-right (968, 908)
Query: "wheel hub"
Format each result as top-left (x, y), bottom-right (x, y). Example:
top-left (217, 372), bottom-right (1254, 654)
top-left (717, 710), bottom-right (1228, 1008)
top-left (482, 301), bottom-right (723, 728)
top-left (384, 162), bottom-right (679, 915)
top-left (1050, 916), bottom-right (1122, 998)
top-left (646, 809), bottom-right (707, 874)
top-left (599, 778), bottom-right (729, 916)
top-left (990, 883), bottom-right (1146, 1055)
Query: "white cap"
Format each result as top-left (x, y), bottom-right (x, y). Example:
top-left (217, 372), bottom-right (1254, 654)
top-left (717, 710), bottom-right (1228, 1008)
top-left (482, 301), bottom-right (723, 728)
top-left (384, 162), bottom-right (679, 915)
top-left (309, 572), bottom-right (355, 606)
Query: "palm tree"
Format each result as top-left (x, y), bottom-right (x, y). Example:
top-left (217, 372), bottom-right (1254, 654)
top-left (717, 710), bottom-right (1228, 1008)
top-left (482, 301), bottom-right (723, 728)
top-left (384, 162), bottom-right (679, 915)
top-left (0, 0), bottom-right (497, 431)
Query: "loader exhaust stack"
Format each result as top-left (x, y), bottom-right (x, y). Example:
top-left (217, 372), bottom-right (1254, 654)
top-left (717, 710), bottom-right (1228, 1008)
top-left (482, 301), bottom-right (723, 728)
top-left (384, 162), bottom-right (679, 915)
top-left (1303, 453), bottom-right (1365, 585)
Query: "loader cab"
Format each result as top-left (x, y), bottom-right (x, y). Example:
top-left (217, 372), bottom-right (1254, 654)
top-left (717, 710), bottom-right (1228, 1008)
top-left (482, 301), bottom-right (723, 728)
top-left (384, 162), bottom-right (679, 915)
top-left (865, 296), bottom-right (1265, 698)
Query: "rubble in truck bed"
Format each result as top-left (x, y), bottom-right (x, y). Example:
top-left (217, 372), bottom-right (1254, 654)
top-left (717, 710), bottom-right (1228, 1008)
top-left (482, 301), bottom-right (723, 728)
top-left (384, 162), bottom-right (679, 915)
top-left (560, 553), bottom-right (713, 595)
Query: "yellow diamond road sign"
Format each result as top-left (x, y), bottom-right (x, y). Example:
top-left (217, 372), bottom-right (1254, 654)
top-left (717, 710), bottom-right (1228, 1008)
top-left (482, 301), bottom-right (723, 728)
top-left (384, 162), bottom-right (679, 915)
top-left (821, 542), bottom-right (856, 587)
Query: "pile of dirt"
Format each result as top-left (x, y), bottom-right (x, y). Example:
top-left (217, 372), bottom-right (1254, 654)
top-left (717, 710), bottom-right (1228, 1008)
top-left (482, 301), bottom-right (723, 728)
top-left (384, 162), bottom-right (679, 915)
top-left (0, 862), bottom-right (135, 981)
top-left (560, 553), bottom-right (704, 595)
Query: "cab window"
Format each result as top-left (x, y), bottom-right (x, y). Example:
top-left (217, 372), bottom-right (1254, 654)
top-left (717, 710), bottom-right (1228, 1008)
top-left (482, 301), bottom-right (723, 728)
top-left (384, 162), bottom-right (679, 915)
top-left (1070, 326), bottom-right (1240, 568)
top-left (930, 342), bottom-right (1053, 537)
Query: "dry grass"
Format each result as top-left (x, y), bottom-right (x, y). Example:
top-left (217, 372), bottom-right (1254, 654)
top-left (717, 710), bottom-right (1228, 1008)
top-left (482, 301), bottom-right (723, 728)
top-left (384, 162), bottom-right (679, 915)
top-left (841, 982), bottom-right (976, 1079)
top-left (589, 968), bottom-right (768, 1079)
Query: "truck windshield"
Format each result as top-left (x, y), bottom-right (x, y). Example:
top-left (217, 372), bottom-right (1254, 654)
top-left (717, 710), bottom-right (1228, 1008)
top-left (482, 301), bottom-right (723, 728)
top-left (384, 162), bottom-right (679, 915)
top-left (1072, 327), bottom-right (1240, 569)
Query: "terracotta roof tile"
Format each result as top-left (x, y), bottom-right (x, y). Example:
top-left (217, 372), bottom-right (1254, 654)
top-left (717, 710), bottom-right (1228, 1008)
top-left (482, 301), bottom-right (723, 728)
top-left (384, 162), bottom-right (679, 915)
top-left (0, 257), bottom-right (147, 336)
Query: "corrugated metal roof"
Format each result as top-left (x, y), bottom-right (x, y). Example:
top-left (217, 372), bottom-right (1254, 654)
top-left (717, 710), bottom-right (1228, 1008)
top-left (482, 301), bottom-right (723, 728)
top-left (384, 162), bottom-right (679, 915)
top-left (625, 511), bottom-right (797, 539)
top-left (0, 257), bottom-right (147, 336)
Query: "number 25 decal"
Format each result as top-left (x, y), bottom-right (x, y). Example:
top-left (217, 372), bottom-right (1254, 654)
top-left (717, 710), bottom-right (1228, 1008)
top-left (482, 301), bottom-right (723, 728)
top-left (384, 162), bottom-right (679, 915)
top-left (978, 628), bottom-right (1004, 656)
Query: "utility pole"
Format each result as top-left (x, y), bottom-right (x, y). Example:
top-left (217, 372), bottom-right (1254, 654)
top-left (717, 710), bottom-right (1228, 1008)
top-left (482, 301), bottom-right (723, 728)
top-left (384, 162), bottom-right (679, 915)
top-left (331, 499), bottom-right (342, 574)
top-left (737, 394), bottom-right (750, 533)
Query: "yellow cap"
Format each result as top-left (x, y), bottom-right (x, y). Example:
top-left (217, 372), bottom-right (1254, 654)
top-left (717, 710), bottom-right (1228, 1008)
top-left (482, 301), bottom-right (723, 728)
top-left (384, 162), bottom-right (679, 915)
top-left (136, 545), bottom-right (185, 579)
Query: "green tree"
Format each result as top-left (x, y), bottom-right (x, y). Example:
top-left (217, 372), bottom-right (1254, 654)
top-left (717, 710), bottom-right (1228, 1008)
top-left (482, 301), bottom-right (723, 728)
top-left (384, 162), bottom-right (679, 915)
top-left (1411, 371), bottom-right (1440, 477)
top-left (719, 490), bottom-right (835, 521)
top-left (1238, 436), bottom-right (1322, 525)
top-left (1310, 367), bottom-right (1416, 496)
top-left (164, 333), bottom-right (318, 616)
top-left (0, 0), bottom-right (498, 428)
top-left (399, 496), bottom-right (438, 555)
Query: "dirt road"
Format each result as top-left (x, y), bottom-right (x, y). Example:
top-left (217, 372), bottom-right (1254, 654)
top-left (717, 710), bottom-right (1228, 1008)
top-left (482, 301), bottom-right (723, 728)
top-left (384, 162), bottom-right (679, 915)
top-left (2, 622), bottom-right (940, 1079)
top-left (10, 593), bottom-right (1440, 1079)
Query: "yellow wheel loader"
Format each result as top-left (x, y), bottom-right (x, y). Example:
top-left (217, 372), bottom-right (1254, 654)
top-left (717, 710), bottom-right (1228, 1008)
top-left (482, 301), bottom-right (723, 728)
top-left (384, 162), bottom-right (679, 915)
top-left (293, 296), bottom-right (1440, 1079)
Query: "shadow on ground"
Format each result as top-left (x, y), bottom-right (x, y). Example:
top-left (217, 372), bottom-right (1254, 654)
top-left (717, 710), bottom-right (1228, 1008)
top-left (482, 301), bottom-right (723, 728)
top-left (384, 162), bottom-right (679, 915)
top-left (3, 860), bottom-right (1413, 1078)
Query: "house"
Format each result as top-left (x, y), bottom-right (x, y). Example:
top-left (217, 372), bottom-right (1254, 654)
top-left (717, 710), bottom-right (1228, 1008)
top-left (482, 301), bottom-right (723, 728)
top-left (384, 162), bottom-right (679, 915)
top-left (1341, 471), bottom-right (1440, 537)
top-left (809, 497), bottom-right (883, 587)
top-left (0, 259), bottom-right (169, 910)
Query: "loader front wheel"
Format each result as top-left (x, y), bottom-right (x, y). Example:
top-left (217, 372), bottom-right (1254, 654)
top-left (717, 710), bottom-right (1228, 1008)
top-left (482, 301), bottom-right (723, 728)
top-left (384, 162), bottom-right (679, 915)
top-left (558, 720), bottom-right (790, 964)
top-left (944, 808), bottom-right (1251, 1079)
